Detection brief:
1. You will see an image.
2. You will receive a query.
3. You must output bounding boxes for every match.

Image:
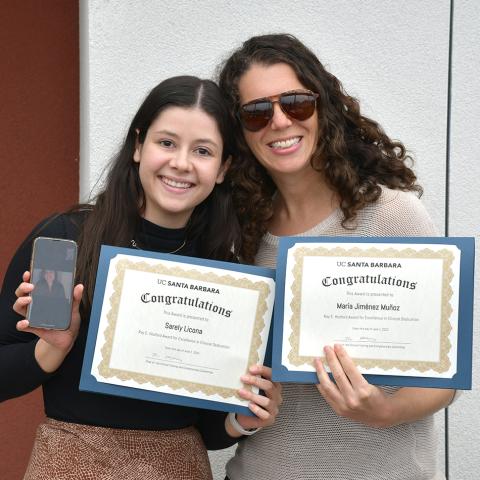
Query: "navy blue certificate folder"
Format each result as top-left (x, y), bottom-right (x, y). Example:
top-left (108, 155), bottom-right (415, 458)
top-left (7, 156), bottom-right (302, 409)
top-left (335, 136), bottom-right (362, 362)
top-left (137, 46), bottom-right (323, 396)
top-left (80, 245), bottom-right (275, 416)
top-left (271, 237), bottom-right (474, 389)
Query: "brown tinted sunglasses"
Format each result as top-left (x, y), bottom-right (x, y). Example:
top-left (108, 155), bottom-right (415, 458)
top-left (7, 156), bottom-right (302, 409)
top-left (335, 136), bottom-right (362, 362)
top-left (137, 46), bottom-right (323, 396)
top-left (239, 90), bottom-right (319, 132)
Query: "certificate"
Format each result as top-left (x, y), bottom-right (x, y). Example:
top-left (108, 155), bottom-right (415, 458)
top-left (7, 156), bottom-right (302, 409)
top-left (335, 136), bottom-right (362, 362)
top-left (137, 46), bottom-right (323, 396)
top-left (272, 237), bottom-right (474, 389)
top-left (80, 246), bottom-right (275, 415)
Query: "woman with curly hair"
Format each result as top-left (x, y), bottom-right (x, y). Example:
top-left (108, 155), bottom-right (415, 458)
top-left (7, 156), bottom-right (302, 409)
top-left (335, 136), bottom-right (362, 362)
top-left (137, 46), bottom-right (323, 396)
top-left (218, 33), bottom-right (454, 480)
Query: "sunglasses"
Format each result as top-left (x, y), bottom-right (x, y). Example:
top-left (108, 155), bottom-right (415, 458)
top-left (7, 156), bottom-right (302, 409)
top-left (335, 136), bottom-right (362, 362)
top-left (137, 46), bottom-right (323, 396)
top-left (238, 90), bottom-right (319, 132)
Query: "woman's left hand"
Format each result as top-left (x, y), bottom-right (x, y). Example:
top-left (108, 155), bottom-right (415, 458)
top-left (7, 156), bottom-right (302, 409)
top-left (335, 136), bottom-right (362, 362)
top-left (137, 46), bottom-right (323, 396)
top-left (234, 365), bottom-right (282, 432)
top-left (314, 344), bottom-right (392, 428)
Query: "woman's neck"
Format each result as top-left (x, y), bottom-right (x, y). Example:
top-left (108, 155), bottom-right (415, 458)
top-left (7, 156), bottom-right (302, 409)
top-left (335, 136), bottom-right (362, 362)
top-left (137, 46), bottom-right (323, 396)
top-left (268, 169), bottom-right (339, 236)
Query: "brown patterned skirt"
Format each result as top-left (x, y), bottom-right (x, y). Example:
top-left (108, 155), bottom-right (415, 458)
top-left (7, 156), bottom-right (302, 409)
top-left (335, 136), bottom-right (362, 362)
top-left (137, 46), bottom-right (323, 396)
top-left (24, 418), bottom-right (213, 480)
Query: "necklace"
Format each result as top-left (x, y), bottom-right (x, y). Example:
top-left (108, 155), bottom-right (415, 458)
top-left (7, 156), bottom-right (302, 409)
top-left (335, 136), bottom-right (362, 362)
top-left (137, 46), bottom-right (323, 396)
top-left (130, 238), bottom-right (187, 254)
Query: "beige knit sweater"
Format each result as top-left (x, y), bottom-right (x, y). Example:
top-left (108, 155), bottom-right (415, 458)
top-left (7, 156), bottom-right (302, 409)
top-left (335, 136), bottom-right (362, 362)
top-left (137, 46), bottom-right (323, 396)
top-left (226, 188), bottom-right (446, 480)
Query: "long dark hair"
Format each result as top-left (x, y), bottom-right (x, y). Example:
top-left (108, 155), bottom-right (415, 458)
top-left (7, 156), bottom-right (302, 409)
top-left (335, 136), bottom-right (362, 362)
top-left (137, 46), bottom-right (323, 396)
top-left (73, 76), bottom-right (240, 311)
top-left (217, 33), bottom-right (422, 262)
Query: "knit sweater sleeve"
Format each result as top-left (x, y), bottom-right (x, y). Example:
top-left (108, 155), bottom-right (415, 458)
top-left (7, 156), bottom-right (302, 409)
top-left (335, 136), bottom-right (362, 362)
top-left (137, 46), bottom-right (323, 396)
top-left (0, 215), bottom-right (72, 401)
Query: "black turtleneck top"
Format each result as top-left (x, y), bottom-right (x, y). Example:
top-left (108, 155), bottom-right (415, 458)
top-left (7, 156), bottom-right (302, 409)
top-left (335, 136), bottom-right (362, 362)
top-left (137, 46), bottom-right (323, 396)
top-left (134, 216), bottom-right (197, 256)
top-left (0, 213), bottom-right (237, 450)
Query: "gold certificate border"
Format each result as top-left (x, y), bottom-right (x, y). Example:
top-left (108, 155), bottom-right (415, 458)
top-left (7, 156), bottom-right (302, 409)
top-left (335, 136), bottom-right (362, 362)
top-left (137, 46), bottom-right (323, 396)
top-left (288, 246), bottom-right (454, 373)
top-left (97, 258), bottom-right (271, 400)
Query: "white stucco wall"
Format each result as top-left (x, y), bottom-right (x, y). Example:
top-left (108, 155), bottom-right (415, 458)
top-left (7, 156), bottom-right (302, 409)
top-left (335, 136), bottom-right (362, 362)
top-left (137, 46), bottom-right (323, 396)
top-left (80, 1), bottom-right (479, 478)
top-left (448, 1), bottom-right (480, 478)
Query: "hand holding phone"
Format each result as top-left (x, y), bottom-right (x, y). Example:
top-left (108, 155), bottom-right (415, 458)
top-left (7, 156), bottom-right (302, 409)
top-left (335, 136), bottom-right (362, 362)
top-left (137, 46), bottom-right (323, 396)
top-left (14, 270), bottom-right (84, 370)
top-left (27, 237), bottom-right (78, 330)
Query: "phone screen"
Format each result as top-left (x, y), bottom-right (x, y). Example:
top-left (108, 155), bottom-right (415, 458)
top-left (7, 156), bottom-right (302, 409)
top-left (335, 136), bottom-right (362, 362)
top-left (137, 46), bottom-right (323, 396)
top-left (27, 237), bottom-right (77, 330)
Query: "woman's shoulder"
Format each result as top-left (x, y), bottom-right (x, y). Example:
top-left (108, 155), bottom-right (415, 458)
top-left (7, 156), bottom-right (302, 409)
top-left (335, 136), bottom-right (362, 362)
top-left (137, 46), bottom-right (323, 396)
top-left (0, 210), bottom-right (90, 301)
top-left (374, 186), bottom-right (429, 215)
top-left (26, 211), bottom-right (86, 241)
top-left (14, 209), bottom-right (91, 258)
top-left (358, 186), bottom-right (439, 236)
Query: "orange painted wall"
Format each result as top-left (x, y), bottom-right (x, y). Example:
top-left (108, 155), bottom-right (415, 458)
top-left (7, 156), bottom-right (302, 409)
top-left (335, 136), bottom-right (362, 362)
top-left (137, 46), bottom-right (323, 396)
top-left (0, 1), bottom-right (78, 477)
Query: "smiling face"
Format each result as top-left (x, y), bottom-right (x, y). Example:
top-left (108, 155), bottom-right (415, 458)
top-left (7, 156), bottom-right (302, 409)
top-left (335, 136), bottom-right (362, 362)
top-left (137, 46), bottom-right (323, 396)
top-left (133, 106), bottom-right (228, 228)
top-left (238, 62), bottom-right (319, 181)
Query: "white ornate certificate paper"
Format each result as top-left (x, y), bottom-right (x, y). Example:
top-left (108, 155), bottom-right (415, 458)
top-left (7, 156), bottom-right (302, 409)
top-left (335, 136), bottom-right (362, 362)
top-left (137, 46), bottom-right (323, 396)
top-left (273, 238), bottom-right (474, 388)
top-left (80, 246), bottom-right (275, 415)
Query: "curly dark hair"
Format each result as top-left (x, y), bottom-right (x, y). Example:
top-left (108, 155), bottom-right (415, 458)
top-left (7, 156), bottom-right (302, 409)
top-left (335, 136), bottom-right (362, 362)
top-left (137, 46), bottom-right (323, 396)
top-left (217, 33), bottom-right (422, 263)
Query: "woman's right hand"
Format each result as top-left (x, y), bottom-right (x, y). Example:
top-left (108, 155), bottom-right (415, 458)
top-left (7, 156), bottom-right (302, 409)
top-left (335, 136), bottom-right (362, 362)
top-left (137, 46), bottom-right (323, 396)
top-left (13, 271), bottom-right (84, 372)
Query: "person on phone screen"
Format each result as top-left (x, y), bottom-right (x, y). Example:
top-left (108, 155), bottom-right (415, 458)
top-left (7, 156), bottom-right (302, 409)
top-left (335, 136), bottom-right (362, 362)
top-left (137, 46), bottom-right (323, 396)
top-left (0, 76), bottom-right (281, 479)
top-left (33, 270), bottom-right (66, 299)
top-left (217, 34), bottom-right (456, 480)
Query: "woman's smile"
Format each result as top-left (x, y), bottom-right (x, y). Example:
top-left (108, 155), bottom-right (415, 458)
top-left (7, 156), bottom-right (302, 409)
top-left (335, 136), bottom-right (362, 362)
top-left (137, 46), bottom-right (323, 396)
top-left (267, 135), bottom-right (303, 154)
top-left (159, 175), bottom-right (195, 191)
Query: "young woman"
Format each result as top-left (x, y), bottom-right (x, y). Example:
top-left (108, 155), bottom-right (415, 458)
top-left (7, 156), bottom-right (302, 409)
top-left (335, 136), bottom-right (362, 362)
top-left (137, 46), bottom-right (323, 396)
top-left (218, 34), bottom-right (455, 480)
top-left (0, 76), bottom-right (281, 480)
top-left (34, 270), bottom-right (66, 299)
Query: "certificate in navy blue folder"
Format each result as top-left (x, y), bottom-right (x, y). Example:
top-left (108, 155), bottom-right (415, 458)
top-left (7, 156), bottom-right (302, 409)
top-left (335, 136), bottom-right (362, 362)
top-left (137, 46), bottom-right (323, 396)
top-left (80, 246), bottom-right (275, 416)
top-left (271, 237), bottom-right (474, 389)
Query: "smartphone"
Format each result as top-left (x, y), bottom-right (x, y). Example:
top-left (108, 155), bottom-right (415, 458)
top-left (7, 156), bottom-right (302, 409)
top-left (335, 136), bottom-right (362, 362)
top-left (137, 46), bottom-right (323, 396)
top-left (27, 237), bottom-right (78, 330)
